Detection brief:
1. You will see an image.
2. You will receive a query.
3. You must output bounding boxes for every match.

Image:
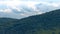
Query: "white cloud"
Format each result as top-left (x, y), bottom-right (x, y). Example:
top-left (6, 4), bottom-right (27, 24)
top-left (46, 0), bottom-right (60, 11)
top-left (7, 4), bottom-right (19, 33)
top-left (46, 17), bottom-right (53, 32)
top-left (20, 13), bottom-right (30, 17)
top-left (0, 9), bottom-right (12, 13)
top-left (34, 9), bottom-right (43, 14)
top-left (0, 9), bottom-right (4, 11)
top-left (51, 3), bottom-right (59, 7)
top-left (40, 1), bottom-right (60, 7)
top-left (4, 9), bottom-right (12, 13)
top-left (35, 11), bottom-right (43, 14)
top-left (0, 0), bottom-right (60, 19)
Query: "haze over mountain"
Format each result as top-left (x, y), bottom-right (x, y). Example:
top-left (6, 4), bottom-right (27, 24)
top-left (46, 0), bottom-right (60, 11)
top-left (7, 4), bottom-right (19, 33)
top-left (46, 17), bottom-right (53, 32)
top-left (0, 9), bottom-right (60, 34)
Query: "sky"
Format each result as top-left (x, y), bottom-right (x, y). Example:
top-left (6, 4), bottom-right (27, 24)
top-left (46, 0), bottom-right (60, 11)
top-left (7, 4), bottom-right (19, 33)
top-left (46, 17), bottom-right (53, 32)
top-left (0, 0), bottom-right (60, 19)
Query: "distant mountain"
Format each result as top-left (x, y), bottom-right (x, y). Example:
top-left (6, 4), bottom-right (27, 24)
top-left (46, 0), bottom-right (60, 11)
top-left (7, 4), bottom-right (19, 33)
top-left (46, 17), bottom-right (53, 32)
top-left (0, 9), bottom-right (60, 34)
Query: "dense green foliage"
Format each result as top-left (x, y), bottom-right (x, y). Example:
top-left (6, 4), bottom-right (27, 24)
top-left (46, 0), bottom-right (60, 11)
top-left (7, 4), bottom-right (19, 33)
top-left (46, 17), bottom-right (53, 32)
top-left (0, 9), bottom-right (60, 34)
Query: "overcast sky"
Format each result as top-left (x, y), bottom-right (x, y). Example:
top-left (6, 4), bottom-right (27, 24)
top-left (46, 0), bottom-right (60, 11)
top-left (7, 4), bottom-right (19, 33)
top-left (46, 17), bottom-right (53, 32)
top-left (0, 0), bottom-right (60, 19)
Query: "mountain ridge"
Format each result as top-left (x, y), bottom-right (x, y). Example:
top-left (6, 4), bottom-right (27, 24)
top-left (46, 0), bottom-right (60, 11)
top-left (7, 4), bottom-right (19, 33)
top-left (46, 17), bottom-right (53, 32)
top-left (0, 9), bottom-right (60, 34)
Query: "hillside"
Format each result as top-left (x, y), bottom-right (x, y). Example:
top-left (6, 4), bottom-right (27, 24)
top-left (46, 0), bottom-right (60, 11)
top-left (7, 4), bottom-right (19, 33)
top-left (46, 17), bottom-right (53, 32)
top-left (0, 9), bottom-right (60, 34)
top-left (0, 18), bottom-right (18, 34)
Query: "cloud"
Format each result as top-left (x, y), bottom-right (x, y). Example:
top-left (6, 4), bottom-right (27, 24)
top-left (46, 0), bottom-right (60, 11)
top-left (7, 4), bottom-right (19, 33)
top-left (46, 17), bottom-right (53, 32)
top-left (0, 1), bottom-right (59, 13)
top-left (20, 13), bottom-right (29, 16)
top-left (0, 0), bottom-right (60, 19)
top-left (34, 9), bottom-right (43, 14)
top-left (51, 3), bottom-right (59, 7)
top-left (39, 1), bottom-right (60, 7)
top-left (0, 9), bottom-right (12, 13)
